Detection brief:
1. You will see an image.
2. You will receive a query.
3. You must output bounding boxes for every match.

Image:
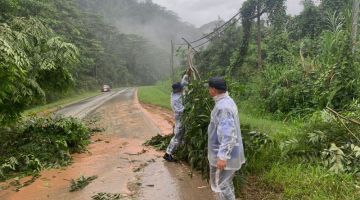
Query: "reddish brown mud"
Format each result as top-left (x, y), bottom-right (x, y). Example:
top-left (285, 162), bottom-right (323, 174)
top-left (0, 88), bottom-right (215, 200)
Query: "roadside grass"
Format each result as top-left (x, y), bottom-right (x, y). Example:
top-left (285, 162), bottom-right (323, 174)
top-left (240, 112), bottom-right (303, 140)
top-left (263, 163), bottom-right (360, 200)
top-left (138, 82), bottom-right (360, 199)
top-left (138, 81), bottom-right (171, 110)
top-left (242, 113), bottom-right (360, 199)
top-left (23, 90), bottom-right (101, 116)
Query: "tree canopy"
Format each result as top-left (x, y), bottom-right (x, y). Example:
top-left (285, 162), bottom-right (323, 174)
top-left (0, 0), bottom-right (201, 124)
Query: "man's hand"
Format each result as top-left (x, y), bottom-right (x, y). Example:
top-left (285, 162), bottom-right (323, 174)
top-left (216, 159), bottom-right (227, 170)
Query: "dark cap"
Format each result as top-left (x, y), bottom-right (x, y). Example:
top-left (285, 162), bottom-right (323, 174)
top-left (172, 82), bottom-right (183, 92)
top-left (208, 77), bottom-right (227, 91)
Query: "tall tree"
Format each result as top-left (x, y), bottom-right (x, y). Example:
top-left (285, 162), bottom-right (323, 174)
top-left (288, 0), bottom-right (325, 40)
top-left (0, 0), bottom-right (189, 123)
top-left (320, 0), bottom-right (352, 14)
top-left (238, 0), bottom-right (286, 69)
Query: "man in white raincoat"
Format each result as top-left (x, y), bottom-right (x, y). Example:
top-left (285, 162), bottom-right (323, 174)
top-left (163, 82), bottom-right (185, 161)
top-left (207, 77), bottom-right (245, 200)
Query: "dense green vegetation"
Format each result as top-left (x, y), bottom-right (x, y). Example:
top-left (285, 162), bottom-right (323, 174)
top-left (2, 0), bottom-right (360, 198)
top-left (0, 0), bottom-right (203, 186)
top-left (194, 0), bottom-right (360, 198)
top-left (0, 0), bottom-right (200, 124)
top-left (141, 80), bottom-right (360, 199)
top-left (142, 0), bottom-right (360, 198)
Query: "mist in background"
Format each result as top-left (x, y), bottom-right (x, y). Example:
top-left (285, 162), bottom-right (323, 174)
top-left (77, 0), bottom-right (311, 81)
top-left (152, 0), bottom-right (305, 27)
top-left (79, 0), bottom-right (205, 49)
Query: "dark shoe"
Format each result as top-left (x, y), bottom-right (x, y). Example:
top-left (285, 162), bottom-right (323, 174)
top-left (163, 153), bottom-right (175, 162)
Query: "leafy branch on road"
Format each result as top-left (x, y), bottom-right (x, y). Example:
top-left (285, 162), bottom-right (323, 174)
top-left (69, 175), bottom-right (98, 192)
top-left (0, 116), bottom-right (91, 181)
top-left (144, 134), bottom-right (172, 150)
top-left (92, 192), bottom-right (123, 200)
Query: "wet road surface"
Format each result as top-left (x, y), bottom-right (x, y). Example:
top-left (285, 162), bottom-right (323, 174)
top-left (55, 89), bottom-right (128, 119)
top-left (0, 88), bottom-right (215, 200)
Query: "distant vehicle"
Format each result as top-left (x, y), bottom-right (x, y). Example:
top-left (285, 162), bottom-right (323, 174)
top-left (101, 85), bottom-right (111, 92)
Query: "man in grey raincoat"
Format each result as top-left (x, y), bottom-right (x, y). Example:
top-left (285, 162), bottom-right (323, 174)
top-left (163, 82), bottom-right (185, 161)
top-left (207, 77), bottom-right (245, 200)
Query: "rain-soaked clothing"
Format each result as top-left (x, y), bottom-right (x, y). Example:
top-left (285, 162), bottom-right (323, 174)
top-left (210, 166), bottom-right (236, 200)
top-left (208, 92), bottom-right (245, 200)
top-left (166, 92), bottom-right (184, 155)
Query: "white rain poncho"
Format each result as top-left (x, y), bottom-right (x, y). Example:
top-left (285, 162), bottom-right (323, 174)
top-left (208, 92), bottom-right (245, 170)
top-left (170, 92), bottom-right (184, 120)
top-left (166, 92), bottom-right (184, 155)
top-left (207, 92), bottom-right (245, 200)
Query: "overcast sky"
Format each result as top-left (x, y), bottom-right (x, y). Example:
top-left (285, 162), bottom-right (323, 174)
top-left (152, 0), bottom-right (305, 27)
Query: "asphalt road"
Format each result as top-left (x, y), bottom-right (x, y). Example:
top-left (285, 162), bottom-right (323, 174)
top-left (56, 88), bottom-right (128, 119)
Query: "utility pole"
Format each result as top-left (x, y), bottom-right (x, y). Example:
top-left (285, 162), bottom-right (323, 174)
top-left (352, 0), bottom-right (359, 53)
top-left (170, 40), bottom-right (175, 82)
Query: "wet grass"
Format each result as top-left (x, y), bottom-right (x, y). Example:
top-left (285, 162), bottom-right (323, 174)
top-left (138, 81), bottom-right (171, 109)
top-left (263, 163), bottom-right (360, 200)
top-left (240, 112), bottom-right (303, 140)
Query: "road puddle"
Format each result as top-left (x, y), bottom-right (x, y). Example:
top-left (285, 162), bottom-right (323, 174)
top-left (140, 160), bottom-right (215, 200)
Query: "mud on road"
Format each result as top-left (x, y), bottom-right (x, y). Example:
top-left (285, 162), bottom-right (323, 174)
top-left (0, 88), bottom-right (215, 200)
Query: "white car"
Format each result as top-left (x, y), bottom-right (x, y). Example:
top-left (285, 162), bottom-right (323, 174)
top-left (101, 85), bottom-right (111, 92)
